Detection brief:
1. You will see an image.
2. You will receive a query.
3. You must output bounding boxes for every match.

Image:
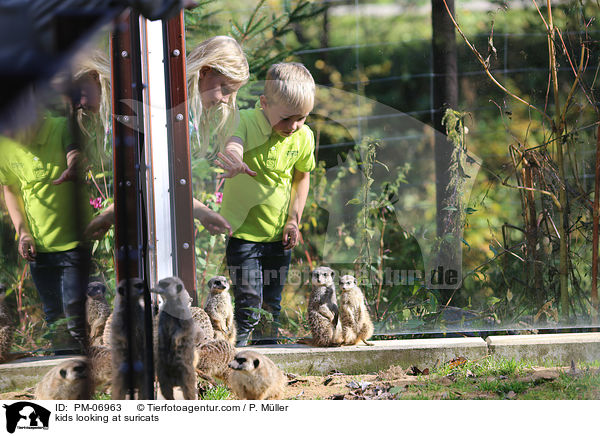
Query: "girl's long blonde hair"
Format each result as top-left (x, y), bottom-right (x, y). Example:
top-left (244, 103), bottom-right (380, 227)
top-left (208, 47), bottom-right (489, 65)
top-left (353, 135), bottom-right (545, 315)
top-left (186, 35), bottom-right (249, 157)
top-left (72, 49), bottom-right (112, 153)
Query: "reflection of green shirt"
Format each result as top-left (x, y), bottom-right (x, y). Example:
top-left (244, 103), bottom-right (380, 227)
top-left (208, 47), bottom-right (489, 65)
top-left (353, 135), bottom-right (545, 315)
top-left (220, 106), bottom-right (315, 242)
top-left (0, 116), bottom-right (93, 252)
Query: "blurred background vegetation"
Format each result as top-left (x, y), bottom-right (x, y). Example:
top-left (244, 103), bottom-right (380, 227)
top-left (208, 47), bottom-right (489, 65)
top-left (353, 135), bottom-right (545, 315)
top-left (1, 0), bottom-right (599, 350)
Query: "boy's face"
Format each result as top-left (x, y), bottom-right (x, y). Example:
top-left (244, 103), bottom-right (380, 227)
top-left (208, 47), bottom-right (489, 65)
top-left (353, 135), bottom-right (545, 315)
top-left (199, 67), bottom-right (242, 109)
top-left (260, 95), bottom-right (311, 137)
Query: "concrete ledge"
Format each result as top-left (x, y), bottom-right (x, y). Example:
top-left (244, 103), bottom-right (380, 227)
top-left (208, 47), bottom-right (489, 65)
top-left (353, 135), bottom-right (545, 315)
top-left (1, 333), bottom-right (599, 389)
top-left (486, 333), bottom-right (600, 364)
top-left (247, 338), bottom-right (488, 375)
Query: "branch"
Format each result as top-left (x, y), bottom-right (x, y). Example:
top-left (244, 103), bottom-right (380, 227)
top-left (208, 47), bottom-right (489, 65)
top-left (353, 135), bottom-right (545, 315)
top-left (441, 0), bottom-right (553, 125)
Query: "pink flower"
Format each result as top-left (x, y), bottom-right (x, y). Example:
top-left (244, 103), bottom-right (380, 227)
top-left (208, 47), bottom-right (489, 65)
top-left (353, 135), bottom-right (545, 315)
top-left (215, 192), bottom-right (223, 204)
top-left (90, 197), bottom-right (103, 209)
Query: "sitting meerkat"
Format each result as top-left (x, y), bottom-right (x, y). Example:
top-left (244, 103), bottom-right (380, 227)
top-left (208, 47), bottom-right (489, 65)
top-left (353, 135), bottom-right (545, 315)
top-left (111, 278), bottom-right (150, 400)
top-left (86, 281), bottom-right (111, 347)
top-left (338, 275), bottom-right (374, 346)
top-left (153, 276), bottom-right (200, 400)
top-left (228, 350), bottom-right (286, 400)
top-left (204, 276), bottom-right (236, 346)
top-left (195, 339), bottom-right (236, 384)
top-left (308, 266), bottom-right (342, 347)
top-left (35, 358), bottom-right (92, 400)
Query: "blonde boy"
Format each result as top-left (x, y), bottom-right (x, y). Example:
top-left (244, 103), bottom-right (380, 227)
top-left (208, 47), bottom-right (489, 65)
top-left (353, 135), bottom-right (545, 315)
top-left (217, 62), bottom-right (315, 346)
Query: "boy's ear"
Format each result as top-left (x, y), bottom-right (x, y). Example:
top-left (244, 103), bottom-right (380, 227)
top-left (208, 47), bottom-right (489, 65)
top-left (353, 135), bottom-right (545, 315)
top-left (259, 95), bottom-right (267, 108)
top-left (199, 66), bottom-right (211, 78)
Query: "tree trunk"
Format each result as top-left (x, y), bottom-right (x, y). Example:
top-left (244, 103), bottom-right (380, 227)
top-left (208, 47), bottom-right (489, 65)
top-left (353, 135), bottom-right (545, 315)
top-left (431, 0), bottom-right (458, 301)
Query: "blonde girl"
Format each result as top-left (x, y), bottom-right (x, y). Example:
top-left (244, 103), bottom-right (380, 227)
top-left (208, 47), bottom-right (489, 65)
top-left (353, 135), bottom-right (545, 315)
top-left (186, 35), bottom-right (249, 158)
top-left (86, 36), bottom-right (249, 237)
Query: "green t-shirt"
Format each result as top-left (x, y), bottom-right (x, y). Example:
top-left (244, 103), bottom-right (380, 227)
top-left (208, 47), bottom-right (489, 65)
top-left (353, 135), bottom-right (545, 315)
top-left (220, 106), bottom-right (316, 242)
top-left (0, 116), bottom-right (93, 252)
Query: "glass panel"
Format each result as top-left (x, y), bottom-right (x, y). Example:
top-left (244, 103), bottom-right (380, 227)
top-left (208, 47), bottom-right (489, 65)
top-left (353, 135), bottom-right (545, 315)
top-left (185, 0), bottom-right (600, 343)
top-left (0, 28), bottom-right (114, 356)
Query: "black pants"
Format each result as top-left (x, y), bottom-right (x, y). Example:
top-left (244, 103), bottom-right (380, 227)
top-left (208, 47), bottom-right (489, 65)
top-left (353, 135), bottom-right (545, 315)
top-left (226, 237), bottom-right (291, 338)
top-left (29, 246), bottom-right (89, 348)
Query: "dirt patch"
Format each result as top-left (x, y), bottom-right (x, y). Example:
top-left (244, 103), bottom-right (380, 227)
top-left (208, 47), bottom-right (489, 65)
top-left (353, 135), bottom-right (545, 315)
top-left (284, 369), bottom-right (430, 400)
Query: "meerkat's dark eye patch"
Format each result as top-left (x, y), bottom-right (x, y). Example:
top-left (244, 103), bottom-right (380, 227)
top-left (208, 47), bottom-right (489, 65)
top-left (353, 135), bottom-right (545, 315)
top-left (73, 365), bottom-right (86, 373)
top-left (254, 359), bottom-right (260, 368)
top-left (60, 369), bottom-right (67, 378)
top-left (176, 284), bottom-right (183, 293)
top-left (237, 357), bottom-right (246, 364)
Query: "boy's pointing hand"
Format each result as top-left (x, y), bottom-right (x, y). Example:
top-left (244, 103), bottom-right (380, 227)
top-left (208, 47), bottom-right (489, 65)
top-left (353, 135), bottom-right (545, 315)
top-left (215, 150), bottom-right (257, 179)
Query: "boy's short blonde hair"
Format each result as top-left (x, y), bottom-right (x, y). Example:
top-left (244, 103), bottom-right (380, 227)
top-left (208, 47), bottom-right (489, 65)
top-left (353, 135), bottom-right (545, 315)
top-left (264, 62), bottom-right (315, 114)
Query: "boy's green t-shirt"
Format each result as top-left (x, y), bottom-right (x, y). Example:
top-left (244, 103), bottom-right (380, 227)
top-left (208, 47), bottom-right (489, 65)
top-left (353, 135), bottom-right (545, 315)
top-left (220, 106), bottom-right (315, 242)
top-left (0, 116), bottom-right (93, 252)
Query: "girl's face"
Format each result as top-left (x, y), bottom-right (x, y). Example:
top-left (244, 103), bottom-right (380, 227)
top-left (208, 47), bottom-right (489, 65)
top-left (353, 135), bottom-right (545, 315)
top-left (198, 67), bottom-right (242, 109)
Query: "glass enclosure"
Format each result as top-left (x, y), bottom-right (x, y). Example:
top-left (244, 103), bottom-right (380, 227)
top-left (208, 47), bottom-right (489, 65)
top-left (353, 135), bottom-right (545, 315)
top-left (0, 1), bottom-right (598, 358)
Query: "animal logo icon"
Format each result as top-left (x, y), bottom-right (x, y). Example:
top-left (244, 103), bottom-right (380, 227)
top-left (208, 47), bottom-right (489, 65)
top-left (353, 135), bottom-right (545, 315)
top-left (3, 402), bottom-right (51, 433)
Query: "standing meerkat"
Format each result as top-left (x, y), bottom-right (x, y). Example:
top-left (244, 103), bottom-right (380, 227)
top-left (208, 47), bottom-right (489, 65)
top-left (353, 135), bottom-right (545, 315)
top-left (195, 339), bottom-right (236, 384)
top-left (204, 276), bottom-right (236, 346)
top-left (338, 275), bottom-right (374, 346)
top-left (189, 299), bottom-right (215, 345)
top-left (110, 278), bottom-right (150, 400)
top-left (86, 281), bottom-right (111, 347)
top-left (153, 276), bottom-right (199, 400)
top-left (101, 312), bottom-right (112, 347)
top-left (307, 266), bottom-right (342, 347)
top-left (228, 350), bottom-right (286, 400)
top-left (88, 345), bottom-right (112, 389)
top-left (0, 285), bottom-right (15, 363)
top-left (35, 358), bottom-right (92, 400)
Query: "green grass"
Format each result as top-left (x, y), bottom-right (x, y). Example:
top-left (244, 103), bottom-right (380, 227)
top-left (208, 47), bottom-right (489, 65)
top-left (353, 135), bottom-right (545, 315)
top-left (425, 356), bottom-right (532, 379)
top-left (518, 370), bottom-right (600, 400)
top-left (478, 379), bottom-right (534, 396)
top-left (395, 357), bottom-right (600, 400)
top-left (200, 384), bottom-right (232, 400)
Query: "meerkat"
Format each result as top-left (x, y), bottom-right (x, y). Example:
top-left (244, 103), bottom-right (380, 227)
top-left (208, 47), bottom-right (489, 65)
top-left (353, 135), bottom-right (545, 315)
top-left (86, 281), bottom-right (111, 347)
top-left (88, 345), bottom-right (112, 389)
top-left (188, 296), bottom-right (215, 345)
top-left (153, 276), bottom-right (200, 400)
top-left (35, 358), bottom-right (92, 400)
top-left (101, 312), bottom-right (112, 346)
top-left (338, 275), bottom-right (374, 346)
top-left (110, 278), bottom-right (151, 400)
top-left (0, 285), bottom-right (15, 363)
top-left (228, 350), bottom-right (286, 400)
top-left (307, 266), bottom-right (342, 347)
top-left (204, 276), bottom-right (236, 346)
top-left (195, 339), bottom-right (236, 384)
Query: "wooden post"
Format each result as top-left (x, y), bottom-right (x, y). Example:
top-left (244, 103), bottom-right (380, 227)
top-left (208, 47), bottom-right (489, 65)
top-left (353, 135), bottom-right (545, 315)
top-left (164, 12), bottom-right (197, 303)
top-left (111, 12), bottom-right (154, 399)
